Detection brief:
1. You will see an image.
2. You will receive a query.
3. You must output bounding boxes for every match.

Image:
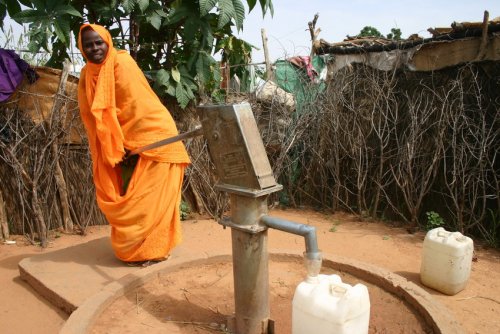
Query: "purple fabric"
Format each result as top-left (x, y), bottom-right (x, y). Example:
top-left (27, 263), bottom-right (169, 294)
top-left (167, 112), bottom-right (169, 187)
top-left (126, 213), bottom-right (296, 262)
top-left (0, 49), bottom-right (35, 102)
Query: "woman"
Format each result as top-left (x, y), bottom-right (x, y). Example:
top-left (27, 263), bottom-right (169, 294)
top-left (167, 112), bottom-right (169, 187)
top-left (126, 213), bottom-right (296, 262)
top-left (77, 23), bottom-right (190, 265)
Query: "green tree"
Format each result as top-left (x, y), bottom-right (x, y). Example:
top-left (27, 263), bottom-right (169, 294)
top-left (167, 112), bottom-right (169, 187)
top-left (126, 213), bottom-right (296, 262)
top-left (386, 27), bottom-right (402, 40)
top-left (358, 26), bottom-right (403, 40)
top-left (0, 0), bottom-right (275, 108)
top-left (358, 26), bottom-right (383, 38)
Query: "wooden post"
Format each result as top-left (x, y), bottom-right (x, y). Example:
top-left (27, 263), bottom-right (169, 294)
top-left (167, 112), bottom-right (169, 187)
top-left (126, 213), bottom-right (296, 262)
top-left (475, 10), bottom-right (489, 61)
top-left (308, 13), bottom-right (320, 60)
top-left (0, 187), bottom-right (9, 240)
top-left (50, 60), bottom-right (74, 233)
top-left (261, 29), bottom-right (272, 80)
top-left (0, 140), bottom-right (44, 245)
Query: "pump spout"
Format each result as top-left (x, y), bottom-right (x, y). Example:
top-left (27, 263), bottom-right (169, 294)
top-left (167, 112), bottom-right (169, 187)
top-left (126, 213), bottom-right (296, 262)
top-left (260, 215), bottom-right (318, 253)
top-left (260, 215), bottom-right (322, 278)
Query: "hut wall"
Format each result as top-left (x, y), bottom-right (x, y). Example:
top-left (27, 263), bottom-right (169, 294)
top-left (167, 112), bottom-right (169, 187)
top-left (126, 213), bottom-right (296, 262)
top-left (0, 67), bottom-right (104, 239)
top-left (266, 60), bottom-right (498, 239)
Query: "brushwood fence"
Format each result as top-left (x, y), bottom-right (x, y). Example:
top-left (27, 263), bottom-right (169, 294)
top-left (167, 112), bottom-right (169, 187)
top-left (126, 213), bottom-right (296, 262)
top-left (248, 61), bottom-right (498, 244)
top-left (1, 61), bottom-right (498, 247)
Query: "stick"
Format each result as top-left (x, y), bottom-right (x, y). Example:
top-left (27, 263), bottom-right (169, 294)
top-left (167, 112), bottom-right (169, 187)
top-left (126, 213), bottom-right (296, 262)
top-left (125, 126), bottom-right (203, 158)
top-left (308, 13), bottom-right (319, 59)
top-left (261, 29), bottom-right (273, 80)
top-left (50, 60), bottom-right (74, 233)
top-left (0, 187), bottom-right (9, 240)
top-left (475, 10), bottom-right (489, 61)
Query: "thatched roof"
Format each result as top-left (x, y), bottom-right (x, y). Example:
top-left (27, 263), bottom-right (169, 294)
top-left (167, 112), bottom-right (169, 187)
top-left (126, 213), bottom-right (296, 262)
top-left (315, 15), bottom-right (500, 73)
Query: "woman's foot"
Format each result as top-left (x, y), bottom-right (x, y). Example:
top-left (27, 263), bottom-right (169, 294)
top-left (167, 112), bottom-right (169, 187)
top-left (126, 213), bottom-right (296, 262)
top-left (125, 255), bottom-right (170, 267)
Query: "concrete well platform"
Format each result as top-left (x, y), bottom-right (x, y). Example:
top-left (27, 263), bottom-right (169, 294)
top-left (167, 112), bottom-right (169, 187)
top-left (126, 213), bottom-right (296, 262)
top-left (18, 236), bottom-right (207, 314)
top-left (18, 237), bottom-right (465, 334)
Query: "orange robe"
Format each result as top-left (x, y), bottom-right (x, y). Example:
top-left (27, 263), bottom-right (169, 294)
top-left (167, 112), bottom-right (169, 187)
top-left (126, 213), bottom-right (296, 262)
top-left (77, 24), bottom-right (190, 262)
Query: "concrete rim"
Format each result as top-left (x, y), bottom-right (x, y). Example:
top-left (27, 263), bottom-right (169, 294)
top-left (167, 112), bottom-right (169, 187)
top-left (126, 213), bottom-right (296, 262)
top-left (60, 250), bottom-right (465, 334)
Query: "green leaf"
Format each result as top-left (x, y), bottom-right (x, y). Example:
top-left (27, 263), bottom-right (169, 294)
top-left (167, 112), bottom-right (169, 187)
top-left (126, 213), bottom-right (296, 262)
top-left (27, 27), bottom-right (49, 53)
top-left (183, 83), bottom-right (195, 99)
top-left (30, 0), bottom-right (44, 8)
top-left (216, 36), bottom-right (229, 50)
top-left (258, 0), bottom-right (273, 16)
top-left (171, 67), bottom-right (181, 83)
top-left (178, 66), bottom-right (197, 89)
top-left (137, 0), bottom-right (149, 12)
top-left (53, 19), bottom-right (70, 44)
top-left (121, 0), bottom-right (136, 13)
top-left (232, 0), bottom-right (245, 31)
top-left (27, 39), bottom-right (41, 53)
top-left (178, 65), bottom-right (195, 80)
top-left (199, 0), bottom-right (217, 16)
top-left (166, 84), bottom-right (176, 97)
top-left (247, 0), bottom-right (257, 12)
top-left (199, 20), bottom-right (214, 49)
top-left (268, 0), bottom-right (274, 16)
top-left (90, 1), bottom-right (123, 22)
top-left (12, 9), bottom-right (47, 23)
top-left (165, 5), bottom-right (189, 25)
top-left (212, 64), bottom-right (222, 83)
top-left (226, 36), bottom-right (233, 50)
top-left (45, 0), bottom-right (59, 11)
top-left (147, 12), bottom-right (162, 30)
top-left (17, 0), bottom-right (32, 7)
top-left (0, 5), bottom-right (6, 28)
top-left (183, 76), bottom-right (198, 91)
top-left (4, 0), bottom-right (21, 16)
top-left (175, 83), bottom-right (191, 108)
top-left (45, 40), bottom-right (69, 68)
top-left (153, 69), bottom-right (169, 91)
top-left (155, 69), bottom-right (170, 86)
top-left (196, 51), bottom-right (214, 85)
top-left (218, 0), bottom-right (235, 29)
top-left (154, 8), bottom-right (168, 17)
top-left (54, 4), bottom-right (82, 17)
top-left (184, 16), bottom-right (200, 43)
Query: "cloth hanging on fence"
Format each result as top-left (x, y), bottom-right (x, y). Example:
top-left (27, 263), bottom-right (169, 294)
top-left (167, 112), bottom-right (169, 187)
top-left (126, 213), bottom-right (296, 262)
top-left (287, 56), bottom-right (318, 81)
top-left (274, 56), bottom-right (327, 113)
top-left (0, 49), bottom-right (37, 102)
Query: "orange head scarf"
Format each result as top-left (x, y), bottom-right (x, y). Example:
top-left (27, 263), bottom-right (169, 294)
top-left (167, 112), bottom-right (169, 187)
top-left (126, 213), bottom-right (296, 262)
top-left (78, 24), bottom-right (124, 166)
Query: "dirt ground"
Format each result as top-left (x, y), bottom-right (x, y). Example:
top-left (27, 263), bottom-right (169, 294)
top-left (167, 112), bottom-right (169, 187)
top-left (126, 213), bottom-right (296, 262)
top-left (91, 258), bottom-right (432, 334)
top-left (1, 208), bottom-right (499, 334)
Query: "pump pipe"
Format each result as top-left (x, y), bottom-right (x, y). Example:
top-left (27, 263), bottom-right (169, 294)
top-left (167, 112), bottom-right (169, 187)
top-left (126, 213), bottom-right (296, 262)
top-left (260, 215), bottom-right (320, 256)
top-left (260, 215), bottom-right (322, 280)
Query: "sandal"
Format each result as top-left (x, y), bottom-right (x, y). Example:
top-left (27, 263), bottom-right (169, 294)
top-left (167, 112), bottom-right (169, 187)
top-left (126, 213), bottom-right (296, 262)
top-left (125, 255), bottom-right (170, 267)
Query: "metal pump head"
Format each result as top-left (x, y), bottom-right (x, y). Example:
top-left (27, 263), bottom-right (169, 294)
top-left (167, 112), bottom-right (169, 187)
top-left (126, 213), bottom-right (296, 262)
top-left (197, 103), bottom-right (282, 197)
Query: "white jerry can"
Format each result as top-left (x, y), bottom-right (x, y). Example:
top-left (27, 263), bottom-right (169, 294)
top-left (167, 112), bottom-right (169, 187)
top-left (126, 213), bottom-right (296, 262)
top-left (292, 274), bottom-right (370, 334)
top-left (420, 227), bottom-right (474, 295)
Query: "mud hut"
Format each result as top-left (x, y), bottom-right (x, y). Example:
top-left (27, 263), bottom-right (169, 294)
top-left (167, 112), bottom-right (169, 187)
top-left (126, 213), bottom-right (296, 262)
top-left (278, 13), bottom-right (500, 238)
top-left (0, 63), bottom-right (105, 246)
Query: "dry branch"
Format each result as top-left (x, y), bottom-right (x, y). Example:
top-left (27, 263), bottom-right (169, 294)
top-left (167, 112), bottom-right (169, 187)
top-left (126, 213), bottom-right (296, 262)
top-left (1, 54), bottom-right (497, 245)
top-left (0, 187), bottom-right (9, 240)
top-left (50, 60), bottom-right (74, 233)
top-left (0, 66), bottom-right (104, 242)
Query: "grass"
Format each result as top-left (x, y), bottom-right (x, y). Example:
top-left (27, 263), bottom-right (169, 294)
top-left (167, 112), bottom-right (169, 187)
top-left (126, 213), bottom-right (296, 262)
top-left (328, 218), bottom-right (341, 233)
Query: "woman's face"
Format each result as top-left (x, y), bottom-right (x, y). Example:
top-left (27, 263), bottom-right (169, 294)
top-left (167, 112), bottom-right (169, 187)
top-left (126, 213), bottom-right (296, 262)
top-left (81, 29), bottom-right (109, 64)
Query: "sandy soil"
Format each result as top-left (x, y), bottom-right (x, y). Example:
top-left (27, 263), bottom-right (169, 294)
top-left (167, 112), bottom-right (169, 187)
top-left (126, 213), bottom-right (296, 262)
top-left (91, 259), bottom-right (432, 333)
top-left (1, 209), bottom-right (499, 334)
